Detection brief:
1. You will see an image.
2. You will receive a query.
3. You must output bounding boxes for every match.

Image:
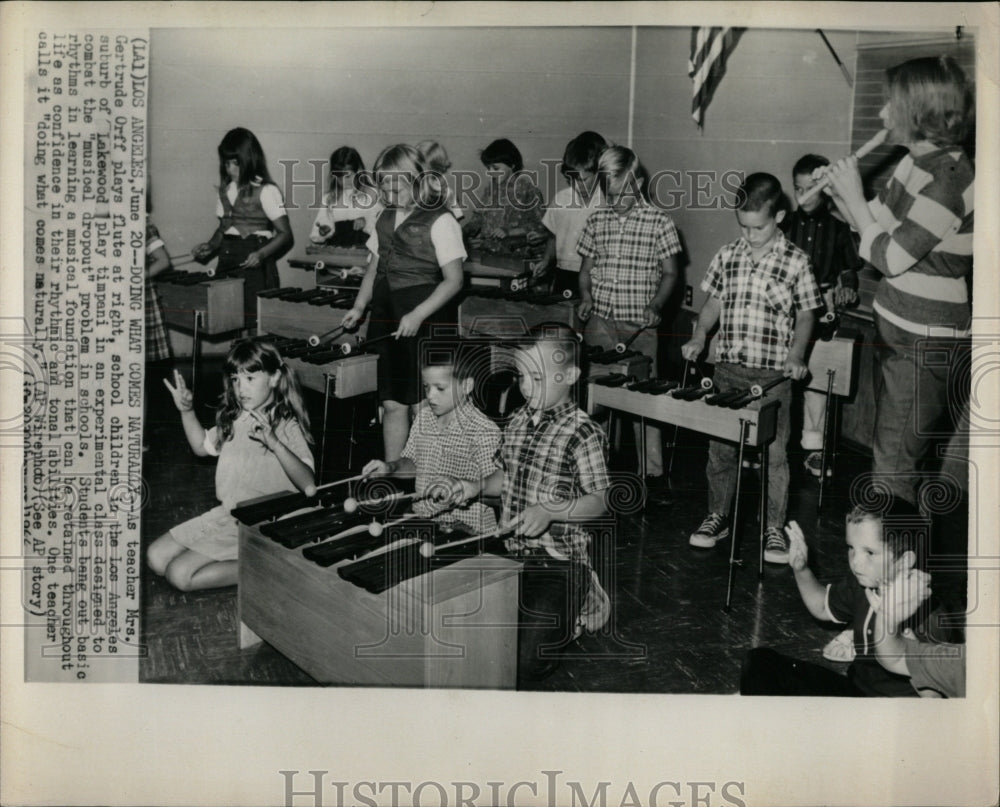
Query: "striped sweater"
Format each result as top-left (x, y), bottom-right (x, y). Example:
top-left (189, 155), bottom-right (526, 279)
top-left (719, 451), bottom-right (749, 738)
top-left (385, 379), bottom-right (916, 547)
top-left (862, 148), bottom-right (974, 336)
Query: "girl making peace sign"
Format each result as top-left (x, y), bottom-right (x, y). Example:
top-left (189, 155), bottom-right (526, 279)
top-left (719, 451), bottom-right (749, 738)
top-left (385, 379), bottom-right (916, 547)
top-left (147, 338), bottom-right (315, 591)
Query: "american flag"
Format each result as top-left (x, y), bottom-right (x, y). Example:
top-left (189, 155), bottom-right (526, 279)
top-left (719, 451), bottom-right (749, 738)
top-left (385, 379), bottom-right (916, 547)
top-left (688, 27), bottom-right (745, 128)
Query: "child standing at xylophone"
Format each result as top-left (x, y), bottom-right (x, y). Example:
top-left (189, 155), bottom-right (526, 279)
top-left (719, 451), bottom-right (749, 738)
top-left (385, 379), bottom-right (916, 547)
top-left (416, 140), bottom-right (465, 222)
top-left (538, 131), bottom-right (608, 294)
top-left (822, 56), bottom-right (974, 510)
top-left (341, 144), bottom-right (466, 462)
top-left (192, 127), bottom-right (293, 329)
top-left (740, 497), bottom-right (929, 696)
top-left (309, 146), bottom-right (380, 246)
top-left (577, 145), bottom-right (681, 484)
top-left (438, 323), bottom-right (612, 682)
top-left (362, 340), bottom-right (500, 533)
top-left (785, 153), bottom-right (862, 480)
top-left (148, 338), bottom-right (315, 591)
top-left (462, 138), bottom-right (548, 246)
top-left (683, 173), bottom-right (822, 563)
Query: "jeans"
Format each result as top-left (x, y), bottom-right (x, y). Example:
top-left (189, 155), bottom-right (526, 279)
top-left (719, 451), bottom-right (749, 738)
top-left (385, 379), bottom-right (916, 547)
top-left (872, 313), bottom-right (965, 506)
top-left (706, 362), bottom-right (791, 529)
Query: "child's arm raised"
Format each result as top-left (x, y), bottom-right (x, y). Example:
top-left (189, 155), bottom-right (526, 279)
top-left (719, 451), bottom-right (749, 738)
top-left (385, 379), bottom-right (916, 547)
top-left (681, 295), bottom-right (721, 360)
top-left (247, 411), bottom-right (315, 494)
top-left (162, 370), bottom-right (209, 456)
top-left (868, 567), bottom-right (932, 677)
top-left (786, 521), bottom-right (833, 621)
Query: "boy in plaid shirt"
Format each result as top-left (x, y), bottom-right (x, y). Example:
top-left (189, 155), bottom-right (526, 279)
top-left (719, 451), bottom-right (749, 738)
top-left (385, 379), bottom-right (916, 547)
top-left (362, 340), bottom-right (500, 534)
top-left (439, 323), bottom-right (611, 683)
top-left (682, 173), bottom-right (822, 563)
top-left (577, 145), bottom-right (681, 481)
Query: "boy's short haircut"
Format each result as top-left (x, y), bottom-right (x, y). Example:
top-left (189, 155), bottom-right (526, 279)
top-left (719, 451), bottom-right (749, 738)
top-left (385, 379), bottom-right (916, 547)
top-left (562, 131), bottom-right (609, 178)
top-left (420, 339), bottom-right (482, 381)
top-left (736, 172), bottom-right (789, 218)
top-left (846, 495), bottom-right (927, 565)
top-left (480, 138), bottom-right (524, 173)
top-left (516, 322), bottom-right (584, 369)
top-left (792, 154), bottom-right (830, 178)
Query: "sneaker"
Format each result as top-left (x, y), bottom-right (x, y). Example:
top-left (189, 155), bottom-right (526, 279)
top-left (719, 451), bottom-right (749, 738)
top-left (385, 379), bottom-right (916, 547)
top-left (763, 527), bottom-right (789, 564)
top-left (804, 451), bottom-right (831, 478)
top-left (822, 629), bottom-right (856, 663)
top-left (689, 513), bottom-right (730, 548)
top-left (741, 454), bottom-right (762, 470)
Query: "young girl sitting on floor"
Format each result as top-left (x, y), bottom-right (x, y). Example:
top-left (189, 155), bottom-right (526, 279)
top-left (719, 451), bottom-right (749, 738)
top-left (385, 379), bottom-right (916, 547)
top-left (147, 338), bottom-right (315, 591)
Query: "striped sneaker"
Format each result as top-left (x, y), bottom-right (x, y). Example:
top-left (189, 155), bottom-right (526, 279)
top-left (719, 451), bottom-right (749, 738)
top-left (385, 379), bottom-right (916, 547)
top-left (763, 527), bottom-right (790, 564)
top-left (689, 513), bottom-right (729, 548)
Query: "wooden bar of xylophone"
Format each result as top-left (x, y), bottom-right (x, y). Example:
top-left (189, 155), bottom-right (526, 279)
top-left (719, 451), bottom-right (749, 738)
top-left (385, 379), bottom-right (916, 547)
top-left (236, 493), bottom-right (520, 688)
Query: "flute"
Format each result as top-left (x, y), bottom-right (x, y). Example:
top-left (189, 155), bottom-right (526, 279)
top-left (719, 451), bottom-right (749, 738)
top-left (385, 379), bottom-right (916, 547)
top-left (797, 129), bottom-right (887, 206)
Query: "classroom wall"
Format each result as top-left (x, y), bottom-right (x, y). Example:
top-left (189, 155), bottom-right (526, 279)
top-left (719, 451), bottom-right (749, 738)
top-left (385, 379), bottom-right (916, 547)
top-left (150, 26), bottom-right (949, 355)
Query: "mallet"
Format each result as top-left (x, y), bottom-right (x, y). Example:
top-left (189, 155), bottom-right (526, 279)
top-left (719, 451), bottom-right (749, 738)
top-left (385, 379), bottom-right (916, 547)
top-left (615, 324), bottom-right (649, 354)
top-left (307, 323), bottom-right (346, 348)
top-left (340, 331), bottom-right (399, 356)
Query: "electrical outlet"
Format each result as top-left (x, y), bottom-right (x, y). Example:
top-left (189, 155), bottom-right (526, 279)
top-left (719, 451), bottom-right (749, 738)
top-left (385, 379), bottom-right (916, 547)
top-left (685, 284), bottom-right (693, 307)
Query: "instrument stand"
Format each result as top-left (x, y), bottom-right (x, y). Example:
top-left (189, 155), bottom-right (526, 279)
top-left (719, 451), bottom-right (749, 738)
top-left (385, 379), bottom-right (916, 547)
top-left (818, 369), bottom-right (837, 510)
top-left (724, 419), bottom-right (768, 612)
top-left (190, 310), bottom-right (203, 400)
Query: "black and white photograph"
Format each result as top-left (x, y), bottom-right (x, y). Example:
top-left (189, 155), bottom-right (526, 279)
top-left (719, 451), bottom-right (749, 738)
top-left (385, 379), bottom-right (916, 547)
top-left (2, 2), bottom-right (998, 806)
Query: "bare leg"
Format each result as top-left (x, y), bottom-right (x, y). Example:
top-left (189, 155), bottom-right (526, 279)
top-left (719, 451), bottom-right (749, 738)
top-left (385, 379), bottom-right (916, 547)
top-left (147, 532), bottom-right (187, 576)
top-left (165, 549), bottom-right (238, 591)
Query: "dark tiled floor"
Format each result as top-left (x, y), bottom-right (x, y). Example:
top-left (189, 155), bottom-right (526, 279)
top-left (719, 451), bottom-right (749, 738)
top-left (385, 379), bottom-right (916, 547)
top-left (139, 357), bottom-right (967, 691)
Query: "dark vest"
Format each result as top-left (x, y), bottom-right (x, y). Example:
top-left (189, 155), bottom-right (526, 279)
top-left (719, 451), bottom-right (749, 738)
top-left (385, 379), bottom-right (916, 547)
top-left (219, 184), bottom-right (273, 238)
top-left (376, 206), bottom-right (450, 290)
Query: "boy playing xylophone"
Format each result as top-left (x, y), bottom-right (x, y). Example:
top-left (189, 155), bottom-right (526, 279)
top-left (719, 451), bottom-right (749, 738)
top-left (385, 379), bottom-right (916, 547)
top-left (438, 323), bottom-right (612, 682)
top-left (362, 340), bottom-right (501, 534)
top-left (683, 173), bottom-right (822, 563)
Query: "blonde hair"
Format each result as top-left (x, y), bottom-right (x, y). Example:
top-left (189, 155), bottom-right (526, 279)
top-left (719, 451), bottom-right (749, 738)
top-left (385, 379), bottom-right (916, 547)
top-left (597, 145), bottom-right (649, 202)
top-left (416, 140), bottom-right (451, 173)
top-left (373, 144), bottom-right (447, 210)
top-left (885, 55), bottom-right (973, 147)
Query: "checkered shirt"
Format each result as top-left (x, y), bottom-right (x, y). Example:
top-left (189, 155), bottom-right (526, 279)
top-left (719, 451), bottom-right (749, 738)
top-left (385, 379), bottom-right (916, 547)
top-left (401, 401), bottom-right (501, 532)
top-left (145, 221), bottom-right (171, 362)
top-left (497, 400), bottom-right (610, 565)
top-left (576, 203), bottom-right (682, 322)
top-left (701, 232), bottom-right (822, 371)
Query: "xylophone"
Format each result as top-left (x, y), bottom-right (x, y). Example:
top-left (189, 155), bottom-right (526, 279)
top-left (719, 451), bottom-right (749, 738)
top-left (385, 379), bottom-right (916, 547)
top-left (235, 483), bottom-right (521, 688)
top-left (589, 376), bottom-right (781, 610)
top-left (156, 269), bottom-right (245, 334)
top-left (459, 287), bottom-right (577, 339)
top-left (257, 286), bottom-right (378, 477)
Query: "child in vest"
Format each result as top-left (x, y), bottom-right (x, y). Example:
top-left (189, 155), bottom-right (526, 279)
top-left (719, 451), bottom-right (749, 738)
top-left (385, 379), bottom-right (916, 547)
top-left (192, 128), bottom-right (293, 329)
top-left (341, 144), bottom-right (466, 462)
top-left (538, 131), bottom-right (607, 294)
top-left (683, 173), bottom-right (822, 563)
top-left (362, 339), bottom-right (500, 534)
top-left (578, 145), bottom-right (681, 483)
top-left (309, 145), bottom-right (380, 247)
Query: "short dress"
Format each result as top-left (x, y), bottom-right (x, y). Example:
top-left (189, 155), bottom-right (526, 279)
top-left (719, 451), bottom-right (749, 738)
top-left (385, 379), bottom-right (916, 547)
top-left (170, 412), bottom-right (314, 561)
top-left (145, 222), bottom-right (171, 362)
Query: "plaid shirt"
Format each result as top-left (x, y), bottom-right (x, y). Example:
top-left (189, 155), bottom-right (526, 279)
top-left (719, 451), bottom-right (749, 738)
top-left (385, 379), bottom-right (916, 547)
top-left (702, 231), bottom-right (822, 371)
top-left (402, 401), bottom-right (501, 532)
top-left (577, 203), bottom-right (681, 323)
top-left (497, 400), bottom-right (610, 564)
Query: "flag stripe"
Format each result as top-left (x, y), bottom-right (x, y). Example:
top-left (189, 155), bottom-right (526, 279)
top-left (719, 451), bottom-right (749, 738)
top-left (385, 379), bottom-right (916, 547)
top-left (688, 27), bottom-right (744, 127)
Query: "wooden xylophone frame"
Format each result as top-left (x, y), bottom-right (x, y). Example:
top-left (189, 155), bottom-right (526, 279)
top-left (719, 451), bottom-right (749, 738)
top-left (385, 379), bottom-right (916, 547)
top-left (588, 382), bottom-right (780, 611)
top-left (257, 291), bottom-right (377, 479)
top-left (237, 511), bottom-right (521, 688)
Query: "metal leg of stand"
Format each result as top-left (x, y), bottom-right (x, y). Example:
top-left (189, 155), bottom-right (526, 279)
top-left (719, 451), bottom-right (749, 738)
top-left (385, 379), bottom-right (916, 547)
top-left (347, 397), bottom-right (359, 471)
top-left (639, 415), bottom-right (648, 499)
top-left (818, 369), bottom-right (835, 510)
top-left (666, 361), bottom-right (690, 481)
top-left (758, 442), bottom-right (769, 579)
top-left (191, 311), bottom-right (201, 400)
top-left (319, 373), bottom-right (333, 484)
top-left (725, 419), bottom-right (751, 612)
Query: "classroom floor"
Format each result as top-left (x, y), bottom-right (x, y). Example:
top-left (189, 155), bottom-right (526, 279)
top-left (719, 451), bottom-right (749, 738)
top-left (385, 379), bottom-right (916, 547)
top-left (138, 356), bottom-right (968, 693)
